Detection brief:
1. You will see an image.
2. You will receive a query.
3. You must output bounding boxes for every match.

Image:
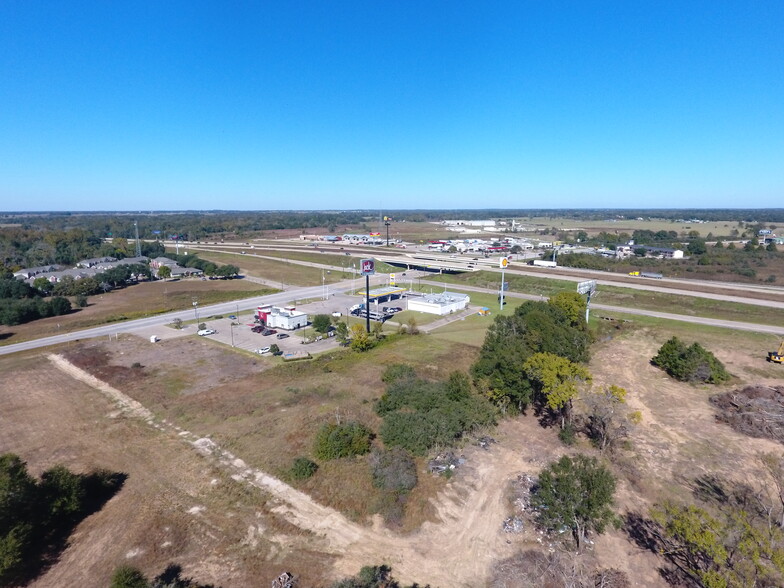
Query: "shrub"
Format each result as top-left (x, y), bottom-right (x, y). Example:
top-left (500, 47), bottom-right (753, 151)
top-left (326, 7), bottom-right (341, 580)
top-left (313, 422), bottom-right (372, 460)
top-left (289, 457), bottom-right (318, 480)
top-left (110, 565), bottom-right (149, 588)
top-left (376, 368), bottom-right (496, 455)
top-left (651, 337), bottom-right (730, 384)
top-left (369, 448), bottom-right (417, 492)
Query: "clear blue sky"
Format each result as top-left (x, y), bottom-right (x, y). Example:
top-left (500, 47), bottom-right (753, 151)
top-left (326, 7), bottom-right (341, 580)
top-left (1, 1), bottom-right (782, 211)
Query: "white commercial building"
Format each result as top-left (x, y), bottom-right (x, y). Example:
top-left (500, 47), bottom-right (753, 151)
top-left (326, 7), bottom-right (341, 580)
top-left (407, 291), bottom-right (470, 316)
top-left (257, 305), bottom-right (309, 330)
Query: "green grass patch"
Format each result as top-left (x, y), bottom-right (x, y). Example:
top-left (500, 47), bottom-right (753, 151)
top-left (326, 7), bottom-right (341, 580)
top-left (426, 271), bottom-right (784, 327)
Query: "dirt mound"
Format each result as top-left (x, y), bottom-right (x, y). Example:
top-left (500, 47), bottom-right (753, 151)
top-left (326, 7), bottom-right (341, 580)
top-left (711, 385), bottom-right (784, 443)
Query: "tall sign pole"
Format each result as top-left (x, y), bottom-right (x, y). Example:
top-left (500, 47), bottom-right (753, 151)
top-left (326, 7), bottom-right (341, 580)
top-left (577, 280), bottom-right (597, 324)
top-left (361, 258), bottom-right (376, 333)
top-left (499, 256), bottom-right (509, 310)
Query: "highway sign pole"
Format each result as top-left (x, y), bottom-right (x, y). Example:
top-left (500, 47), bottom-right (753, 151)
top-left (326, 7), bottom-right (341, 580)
top-left (365, 274), bottom-right (370, 332)
top-left (499, 257), bottom-right (509, 310)
top-left (577, 280), bottom-right (597, 324)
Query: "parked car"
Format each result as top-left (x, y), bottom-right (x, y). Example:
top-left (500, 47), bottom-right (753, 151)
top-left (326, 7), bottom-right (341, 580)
top-left (228, 315), bottom-right (237, 320)
top-left (262, 329), bottom-right (277, 336)
top-left (251, 325), bottom-right (264, 333)
top-left (197, 329), bottom-right (216, 336)
top-left (254, 347), bottom-right (271, 354)
top-left (276, 333), bottom-right (289, 340)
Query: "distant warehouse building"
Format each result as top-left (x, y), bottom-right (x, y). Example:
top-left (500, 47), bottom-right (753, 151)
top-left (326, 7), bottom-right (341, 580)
top-left (407, 291), bottom-right (470, 316)
top-left (256, 305), bottom-right (309, 330)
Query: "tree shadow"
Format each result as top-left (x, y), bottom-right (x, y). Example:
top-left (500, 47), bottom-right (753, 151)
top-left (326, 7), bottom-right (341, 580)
top-left (154, 563), bottom-right (219, 588)
top-left (624, 512), bottom-right (692, 586)
top-left (14, 471), bottom-right (127, 585)
top-left (0, 332), bottom-right (14, 341)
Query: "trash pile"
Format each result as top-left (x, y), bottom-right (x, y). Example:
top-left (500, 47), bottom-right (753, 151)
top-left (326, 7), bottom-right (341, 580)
top-left (271, 572), bottom-right (296, 588)
top-left (427, 451), bottom-right (466, 474)
top-left (503, 516), bottom-right (525, 533)
top-left (475, 435), bottom-right (496, 450)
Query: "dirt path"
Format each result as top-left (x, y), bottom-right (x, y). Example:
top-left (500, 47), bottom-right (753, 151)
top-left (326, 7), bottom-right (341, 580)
top-left (49, 353), bottom-right (537, 587)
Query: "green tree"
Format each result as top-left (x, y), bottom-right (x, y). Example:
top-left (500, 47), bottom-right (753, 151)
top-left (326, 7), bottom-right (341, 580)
top-left (472, 301), bottom-right (591, 412)
top-left (532, 454), bottom-right (617, 550)
top-left (268, 343), bottom-right (280, 355)
top-left (32, 277), bottom-right (52, 294)
top-left (523, 352), bottom-right (592, 429)
top-left (767, 241), bottom-right (778, 252)
top-left (312, 314), bottom-right (332, 334)
top-left (156, 265), bottom-right (172, 280)
top-left (350, 324), bottom-right (374, 352)
top-left (335, 321), bottom-right (349, 343)
top-left (548, 291), bottom-right (587, 328)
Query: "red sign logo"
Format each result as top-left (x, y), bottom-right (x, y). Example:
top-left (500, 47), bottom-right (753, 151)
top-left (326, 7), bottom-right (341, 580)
top-left (360, 259), bottom-right (375, 275)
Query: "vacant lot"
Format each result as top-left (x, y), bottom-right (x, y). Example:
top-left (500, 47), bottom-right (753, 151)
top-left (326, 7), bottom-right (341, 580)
top-left (0, 278), bottom-right (275, 347)
top-left (4, 307), bottom-right (784, 586)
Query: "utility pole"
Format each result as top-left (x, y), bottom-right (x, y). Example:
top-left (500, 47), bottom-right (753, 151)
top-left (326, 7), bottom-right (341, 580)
top-left (384, 216), bottom-right (391, 246)
top-left (134, 220), bottom-right (142, 257)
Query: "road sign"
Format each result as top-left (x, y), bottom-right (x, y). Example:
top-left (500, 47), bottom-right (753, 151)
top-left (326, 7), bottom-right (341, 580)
top-left (499, 256), bottom-right (509, 269)
top-left (577, 280), bottom-right (597, 295)
top-left (360, 259), bottom-right (376, 276)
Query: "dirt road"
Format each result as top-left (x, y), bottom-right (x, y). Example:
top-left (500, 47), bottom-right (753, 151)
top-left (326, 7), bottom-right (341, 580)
top-left (48, 353), bottom-right (549, 587)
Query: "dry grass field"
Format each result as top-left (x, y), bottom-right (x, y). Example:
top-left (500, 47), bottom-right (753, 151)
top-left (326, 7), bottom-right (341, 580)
top-left (2, 310), bottom-right (783, 586)
top-left (0, 278), bottom-right (274, 347)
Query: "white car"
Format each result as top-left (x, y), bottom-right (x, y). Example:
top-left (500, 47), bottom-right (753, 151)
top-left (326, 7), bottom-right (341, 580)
top-left (254, 346), bottom-right (271, 354)
top-left (197, 329), bottom-right (216, 336)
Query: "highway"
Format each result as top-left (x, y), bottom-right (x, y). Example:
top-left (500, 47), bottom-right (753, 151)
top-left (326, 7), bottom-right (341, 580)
top-left (0, 282), bottom-right (353, 356)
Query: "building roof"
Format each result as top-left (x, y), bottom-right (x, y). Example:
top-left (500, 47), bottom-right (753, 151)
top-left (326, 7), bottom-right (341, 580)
top-left (355, 286), bottom-right (407, 299)
top-left (418, 291), bottom-right (470, 305)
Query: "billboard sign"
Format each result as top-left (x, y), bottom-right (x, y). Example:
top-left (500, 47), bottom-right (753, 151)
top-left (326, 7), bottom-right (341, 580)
top-left (389, 273), bottom-right (396, 286)
top-left (577, 280), bottom-right (597, 295)
top-left (360, 258), bottom-right (376, 276)
top-left (499, 256), bottom-right (509, 269)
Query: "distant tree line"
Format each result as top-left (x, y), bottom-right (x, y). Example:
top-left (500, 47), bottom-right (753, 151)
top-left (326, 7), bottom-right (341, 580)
top-left (0, 225), bottom-right (164, 272)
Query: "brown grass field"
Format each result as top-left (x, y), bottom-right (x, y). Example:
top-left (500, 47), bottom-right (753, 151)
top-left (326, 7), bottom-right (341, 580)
top-left (2, 309), bottom-right (784, 586)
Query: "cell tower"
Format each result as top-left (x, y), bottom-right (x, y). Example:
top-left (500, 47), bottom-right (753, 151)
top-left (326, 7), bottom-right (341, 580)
top-left (134, 220), bottom-right (142, 257)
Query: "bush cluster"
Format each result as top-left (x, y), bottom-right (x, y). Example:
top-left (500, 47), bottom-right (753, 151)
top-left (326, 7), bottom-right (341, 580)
top-left (377, 368), bottom-right (496, 455)
top-left (651, 336), bottom-right (730, 384)
top-left (313, 422), bottom-right (373, 460)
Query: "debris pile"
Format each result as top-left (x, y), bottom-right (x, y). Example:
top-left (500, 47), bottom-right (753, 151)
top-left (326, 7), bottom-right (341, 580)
top-left (272, 571), bottom-right (296, 588)
top-left (475, 435), bottom-right (496, 450)
top-left (711, 385), bottom-right (784, 443)
top-left (427, 452), bottom-right (466, 474)
top-left (510, 473), bottom-right (538, 513)
top-left (503, 516), bottom-right (525, 533)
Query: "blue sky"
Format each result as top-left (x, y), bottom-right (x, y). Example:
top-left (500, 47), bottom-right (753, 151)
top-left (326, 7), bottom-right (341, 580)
top-left (1, 1), bottom-right (782, 211)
